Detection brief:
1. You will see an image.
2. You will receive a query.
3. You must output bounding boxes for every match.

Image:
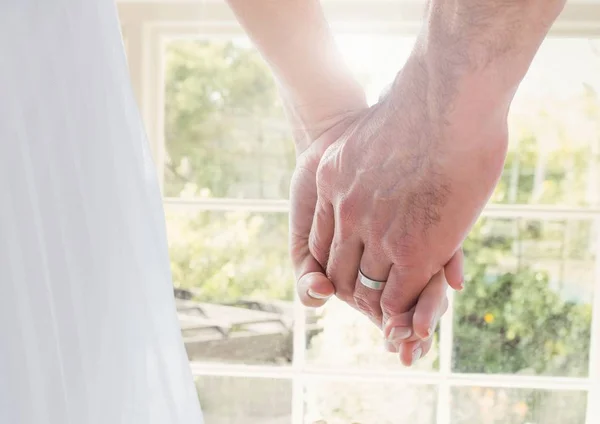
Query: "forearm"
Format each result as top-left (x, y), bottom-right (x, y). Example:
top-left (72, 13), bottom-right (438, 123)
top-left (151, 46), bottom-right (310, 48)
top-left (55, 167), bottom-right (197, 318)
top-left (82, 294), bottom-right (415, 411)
top-left (391, 0), bottom-right (566, 145)
top-left (226, 0), bottom-right (366, 150)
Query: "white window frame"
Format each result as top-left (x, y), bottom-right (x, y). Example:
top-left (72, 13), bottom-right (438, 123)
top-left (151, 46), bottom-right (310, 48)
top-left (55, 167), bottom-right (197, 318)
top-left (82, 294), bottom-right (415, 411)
top-left (117, 1), bottom-right (600, 423)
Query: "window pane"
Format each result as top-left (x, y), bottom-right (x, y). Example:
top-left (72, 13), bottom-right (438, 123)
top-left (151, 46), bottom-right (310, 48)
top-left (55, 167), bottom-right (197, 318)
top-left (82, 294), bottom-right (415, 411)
top-left (164, 37), bottom-right (600, 204)
top-left (197, 376), bottom-right (292, 424)
top-left (166, 209), bottom-right (294, 365)
top-left (451, 387), bottom-right (587, 424)
top-left (495, 38), bottom-right (600, 206)
top-left (305, 381), bottom-right (436, 424)
top-left (164, 39), bottom-right (295, 199)
top-left (306, 298), bottom-right (439, 371)
top-left (453, 217), bottom-right (595, 376)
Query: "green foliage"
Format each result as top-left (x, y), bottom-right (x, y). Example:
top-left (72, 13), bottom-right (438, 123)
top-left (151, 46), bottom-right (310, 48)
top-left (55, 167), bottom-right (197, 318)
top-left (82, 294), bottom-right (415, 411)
top-left (167, 211), bottom-right (293, 303)
top-left (163, 40), bottom-right (296, 304)
top-left (164, 40), bottom-right (295, 199)
top-left (456, 219), bottom-right (592, 377)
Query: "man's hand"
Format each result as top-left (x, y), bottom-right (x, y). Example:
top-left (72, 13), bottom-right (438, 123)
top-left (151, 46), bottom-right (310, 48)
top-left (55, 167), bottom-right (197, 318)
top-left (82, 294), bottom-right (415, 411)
top-left (288, 105), bottom-right (460, 364)
top-left (302, 57), bottom-right (506, 326)
top-left (291, 0), bottom-right (565, 327)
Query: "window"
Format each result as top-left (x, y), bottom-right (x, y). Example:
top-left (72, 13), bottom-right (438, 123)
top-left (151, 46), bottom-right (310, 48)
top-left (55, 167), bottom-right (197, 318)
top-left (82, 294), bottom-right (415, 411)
top-left (117, 1), bottom-right (600, 423)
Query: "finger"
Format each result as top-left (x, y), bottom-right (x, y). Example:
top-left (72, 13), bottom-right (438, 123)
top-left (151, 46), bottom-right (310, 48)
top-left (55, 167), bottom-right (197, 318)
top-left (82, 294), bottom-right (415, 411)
top-left (412, 270), bottom-right (449, 339)
top-left (380, 264), bottom-right (431, 322)
top-left (308, 196), bottom-right (335, 269)
top-left (353, 245), bottom-right (392, 320)
top-left (421, 336), bottom-right (434, 358)
top-left (292, 244), bottom-right (333, 308)
top-left (325, 232), bottom-right (363, 305)
top-left (444, 248), bottom-right (464, 291)
top-left (289, 164), bottom-right (334, 307)
top-left (384, 272), bottom-right (449, 347)
top-left (383, 307), bottom-right (420, 348)
top-left (399, 337), bottom-right (434, 367)
top-left (297, 271), bottom-right (335, 307)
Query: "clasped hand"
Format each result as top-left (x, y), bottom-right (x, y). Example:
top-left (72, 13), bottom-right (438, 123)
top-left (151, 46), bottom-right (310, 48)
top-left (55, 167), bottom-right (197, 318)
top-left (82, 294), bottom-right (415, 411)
top-left (288, 52), bottom-right (507, 365)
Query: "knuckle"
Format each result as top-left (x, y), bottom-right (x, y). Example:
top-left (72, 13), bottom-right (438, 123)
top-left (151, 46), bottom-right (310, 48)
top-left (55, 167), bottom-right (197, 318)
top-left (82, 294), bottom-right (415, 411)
top-left (353, 294), bottom-right (379, 318)
top-left (316, 157), bottom-right (335, 193)
top-left (337, 136), bottom-right (355, 163)
top-left (383, 234), bottom-right (415, 264)
top-left (336, 193), bottom-right (361, 226)
top-left (335, 221), bottom-right (355, 244)
top-left (380, 295), bottom-right (404, 316)
top-left (335, 288), bottom-right (354, 305)
top-left (391, 262), bottom-right (431, 286)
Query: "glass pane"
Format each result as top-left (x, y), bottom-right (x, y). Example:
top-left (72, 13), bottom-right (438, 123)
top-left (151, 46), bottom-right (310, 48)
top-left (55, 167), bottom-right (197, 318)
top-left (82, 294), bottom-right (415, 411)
top-left (163, 37), bottom-right (600, 204)
top-left (494, 38), bottom-right (600, 206)
top-left (164, 39), bottom-right (295, 199)
top-left (453, 217), bottom-right (595, 376)
top-left (306, 297), bottom-right (439, 371)
top-left (197, 376), bottom-right (292, 424)
top-left (451, 387), bottom-right (587, 424)
top-left (305, 381), bottom-right (436, 424)
top-left (166, 209), bottom-right (294, 365)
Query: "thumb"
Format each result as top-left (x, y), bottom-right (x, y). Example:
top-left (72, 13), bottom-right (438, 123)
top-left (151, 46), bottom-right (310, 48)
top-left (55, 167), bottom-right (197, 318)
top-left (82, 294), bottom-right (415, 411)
top-left (289, 155), bottom-right (334, 307)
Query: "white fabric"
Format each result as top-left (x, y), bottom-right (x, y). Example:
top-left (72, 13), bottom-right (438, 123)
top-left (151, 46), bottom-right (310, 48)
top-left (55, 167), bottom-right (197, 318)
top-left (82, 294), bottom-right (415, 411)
top-left (0, 1), bottom-right (203, 423)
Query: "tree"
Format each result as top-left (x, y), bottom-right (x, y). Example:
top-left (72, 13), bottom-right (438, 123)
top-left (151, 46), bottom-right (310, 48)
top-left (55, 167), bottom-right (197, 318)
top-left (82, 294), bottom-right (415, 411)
top-left (164, 40), bottom-right (295, 303)
top-left (164, 40), bottom-right (295, 200)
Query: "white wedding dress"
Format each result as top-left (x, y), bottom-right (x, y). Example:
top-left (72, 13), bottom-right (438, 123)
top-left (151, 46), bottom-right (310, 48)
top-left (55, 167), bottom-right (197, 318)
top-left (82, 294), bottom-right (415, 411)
top-left (0, 1), bottom-right (203, 423)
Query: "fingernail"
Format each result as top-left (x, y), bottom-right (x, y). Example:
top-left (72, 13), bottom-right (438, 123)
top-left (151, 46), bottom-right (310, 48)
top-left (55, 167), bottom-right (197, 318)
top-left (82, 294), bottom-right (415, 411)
top-left (389, 327), bottom-right (412, 343)
top-left (425, 324), bottom-right (435, 339)
top-left (307, 289), bottom-right (331, 300)
top-left (411, 347), bottom-right (423, 365)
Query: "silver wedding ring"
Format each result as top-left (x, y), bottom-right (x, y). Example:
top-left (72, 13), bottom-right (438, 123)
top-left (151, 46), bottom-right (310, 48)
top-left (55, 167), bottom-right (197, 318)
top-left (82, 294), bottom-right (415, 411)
top-left (358, 270), bottom-right (386, 291)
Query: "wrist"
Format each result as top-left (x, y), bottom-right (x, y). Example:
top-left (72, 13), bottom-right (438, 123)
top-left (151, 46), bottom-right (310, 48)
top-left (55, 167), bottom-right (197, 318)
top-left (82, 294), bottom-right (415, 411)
top-left (422, 0), bottom-right (566, 60)
top-left (416, 0), bottom-right (565, 99)
top-left (383, 49), bottom-right (510, 156)
top-left (283, 78), bottom-right (366, 155)
top-left (392, 0), bottom-right (564, 151)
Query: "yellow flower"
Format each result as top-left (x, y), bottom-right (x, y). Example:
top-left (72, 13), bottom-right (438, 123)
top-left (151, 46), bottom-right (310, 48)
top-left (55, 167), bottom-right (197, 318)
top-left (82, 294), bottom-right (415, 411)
top-left (484, 313), bottom-right (495, 324)
top-left (514, 401), bottom-right (529, 417)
